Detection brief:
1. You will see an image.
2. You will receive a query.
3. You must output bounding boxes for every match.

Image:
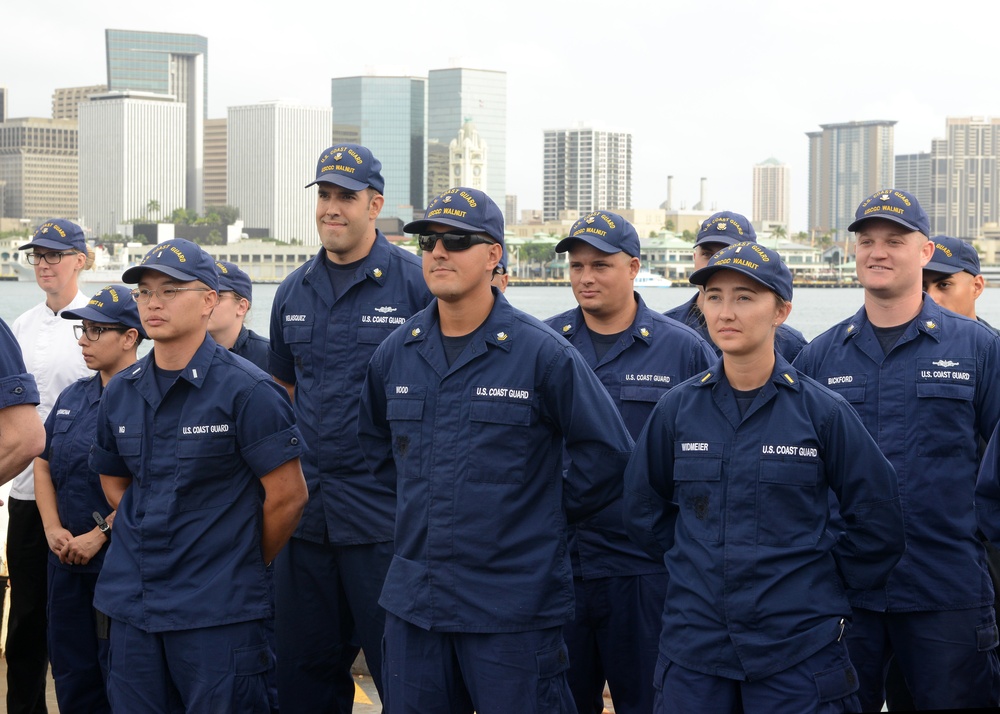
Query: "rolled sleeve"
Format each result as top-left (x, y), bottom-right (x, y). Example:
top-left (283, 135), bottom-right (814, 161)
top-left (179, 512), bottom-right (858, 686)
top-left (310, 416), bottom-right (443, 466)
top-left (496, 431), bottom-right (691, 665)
top-left (0, 373), bottom-right (39, 409)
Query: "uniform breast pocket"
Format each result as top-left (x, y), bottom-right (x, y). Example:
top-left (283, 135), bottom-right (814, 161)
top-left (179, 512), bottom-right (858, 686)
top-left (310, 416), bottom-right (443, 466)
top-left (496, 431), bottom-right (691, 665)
top-left (915, 378), bottom-right (976, 457)
top-left (281, 322), bottom-right (314, 378)
top-left (113, 423), bottom-right (144, 474)
top-left (466, 399), bottom-right (533, 484)
top-left (386, 391), bottom-right (426, 479)
top-left (757, 457), bottom-right (823, 547)
top-left (175, 435), bottom-right (239, 511)
top-left (673, 453), bottom-right (723, 543)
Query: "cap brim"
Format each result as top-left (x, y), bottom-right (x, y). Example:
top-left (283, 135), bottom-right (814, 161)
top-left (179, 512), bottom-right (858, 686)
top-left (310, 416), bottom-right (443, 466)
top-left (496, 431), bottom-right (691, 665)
top-left (693, 235), bottom-right (742, 248)
top-left (922, 261), bottom-right (963, 275)
top-left (847, 214), bottom-right (925, 235)
top-left (554, 235), bottom-right (622, 255)
top-left (122, 264), bottom-right (202, 285)
top-left (404, 217), bottom-right (503, 244)
top-left (19, 238), bottom-right (79, 251)
top-left (689, 264), bottom-right (790, 301)
top-left (305, 176), bottom-right (369, 191)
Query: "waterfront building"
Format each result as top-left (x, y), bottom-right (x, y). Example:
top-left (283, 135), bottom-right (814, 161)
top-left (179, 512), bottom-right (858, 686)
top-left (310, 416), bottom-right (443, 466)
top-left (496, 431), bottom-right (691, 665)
top-left (427, 68), bottom-right (506, 204)
top-left (330, 75), bottom-right (426, 224)
top-left (752, 158), bottom-right (791, 229)
top-left (78, 91), bottom-right (186, 237)
top-left (543, 126), bottom-right (632, 221)
top-left (806, 120), bottom-right (895, 243)
top-left (204, 117), bottom-right (227, 208)
top-left (227, 101), bottom-right (331, 245)
top-left (105, 29), bottom-right (207, 214)
top-left (0, 117), bottom-right (78, 222)
top-left (52, 85), bottom-right (108, 121)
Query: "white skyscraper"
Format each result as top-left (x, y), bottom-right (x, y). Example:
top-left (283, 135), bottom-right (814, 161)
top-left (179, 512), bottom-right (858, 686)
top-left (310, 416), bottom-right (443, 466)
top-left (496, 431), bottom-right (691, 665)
top-left (752, 158), bottom-right (791, 228)
top-left (543, 127), bottom-right (632, 221)
top-left (449, 118), bottom-right (488, 191)
top-left (79, 92), bottom-right (186, 237)
top-left (227, 101), bottom-right (332, 244)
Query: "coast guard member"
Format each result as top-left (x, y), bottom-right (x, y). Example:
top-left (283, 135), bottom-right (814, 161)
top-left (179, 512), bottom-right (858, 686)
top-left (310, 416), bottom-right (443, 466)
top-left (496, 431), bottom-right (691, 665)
top-left (35, 284), bottom-right (145, 714)
top-left (358, 187), bottom-right (635, 713)
top-left (922, 235), bottom-right (991, 326)
top-left (794, 189), bottom-right (1000, 711)
top-left (269, 143), bottom-right (431, 710)
top-left (90, 238), bottom-right (308, 712)
top-left (209, 260), bottom-right (269, 370)
top-left (0, 316), bottom-right (43, 485)
top-left (665, 211), bottom-right (806, 361)
top-left (625, 242), bottom-right (904, 714)
top-left (546, 211), bottom-right (714, 714)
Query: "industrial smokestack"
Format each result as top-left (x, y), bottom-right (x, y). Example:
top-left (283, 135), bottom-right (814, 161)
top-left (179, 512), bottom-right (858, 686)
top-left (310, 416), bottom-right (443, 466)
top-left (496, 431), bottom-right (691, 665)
top-left (699, 177), bottom-right (707, 211)
top-left (666, 175), bottom-right (674, 211)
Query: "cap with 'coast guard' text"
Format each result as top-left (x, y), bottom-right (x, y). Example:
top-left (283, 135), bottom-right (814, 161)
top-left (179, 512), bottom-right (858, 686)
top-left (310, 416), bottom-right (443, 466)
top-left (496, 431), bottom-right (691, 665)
top-left (404, 187), bottom-right (505, 247)
top-left (689, 241), bottom-right (793, 302)
top-left (122, 238), bottom-right (220, 291)
top-left (924, 235), bottom-right (981, 277)
top-left (215, 261), bottom-right (253, 301)
top-left (19, 218), bottom-right (87, 253)
top-left (555, 211), bottom-right (640, 258)
top-left (62, 284), bottom-right (146, 336)
top-left (305, 144), bottom-right (385, 194)
top-left (847, 189), bottom-right (930, 237)
top-left (695, 211), bottom-right (758, 248)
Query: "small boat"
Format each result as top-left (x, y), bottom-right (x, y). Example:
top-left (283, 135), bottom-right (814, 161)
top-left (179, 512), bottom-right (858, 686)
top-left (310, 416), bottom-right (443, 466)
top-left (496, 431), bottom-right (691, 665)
top-left (634, 270), bottom-right (672, 288)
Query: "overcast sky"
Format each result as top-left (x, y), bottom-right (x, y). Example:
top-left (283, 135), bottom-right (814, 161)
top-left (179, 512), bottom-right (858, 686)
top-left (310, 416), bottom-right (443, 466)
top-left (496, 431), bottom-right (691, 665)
top-left (4, 0), bottom-right (996, 232)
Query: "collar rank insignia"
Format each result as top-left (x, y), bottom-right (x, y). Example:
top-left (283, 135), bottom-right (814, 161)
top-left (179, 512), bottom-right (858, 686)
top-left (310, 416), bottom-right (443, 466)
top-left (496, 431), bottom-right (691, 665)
top-left (411, 327), bottom-right (421, 337)
top-left (562, 324), bottom-right (571, 332)
top-left (640, 327), bottom-right (650, 337)
top-left (782, 373), bottom-right (795, 384)
top-left (846, 324), bottom-right (855, 334)
top-left (496, 331), bottom-right (508, 341)
top-left (924, 320), bottom-right (937, 330)
top-left (373, 268), bottom-right (383, 278)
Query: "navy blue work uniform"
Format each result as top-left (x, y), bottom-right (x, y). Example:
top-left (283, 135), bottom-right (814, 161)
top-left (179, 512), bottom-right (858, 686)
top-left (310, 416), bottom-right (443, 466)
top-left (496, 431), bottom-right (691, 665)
top-left (0, 316), bottom-right (39, 409)
top-left (794, 296), bottom-right (1000, 710)
top-left (358, 289), bottom-right (635, 714)
top-left (624, 355), bottom-right (904, 714)
top-left (232, 325), bottom-right (270, 371)
top-left (42, 375), bottom-right (112, 713)
top-left (665, 292), bottom-right (807, 361)
top-left (269, 231), bottom-right (431, 710)
top-left (545, 295), bottom-right (714, 714)
top-left (90, 334), bottom-right (304, 713)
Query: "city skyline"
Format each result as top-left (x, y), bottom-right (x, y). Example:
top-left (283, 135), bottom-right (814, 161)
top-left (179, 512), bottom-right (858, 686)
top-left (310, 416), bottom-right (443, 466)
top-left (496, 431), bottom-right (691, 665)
top-left (4, 1), bottom-right (1000, 233)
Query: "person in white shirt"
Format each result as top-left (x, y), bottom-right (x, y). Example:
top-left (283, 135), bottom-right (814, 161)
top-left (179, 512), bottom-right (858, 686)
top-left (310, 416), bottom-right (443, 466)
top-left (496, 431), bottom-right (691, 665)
top-left (7, 219), bottom-right (92, 714)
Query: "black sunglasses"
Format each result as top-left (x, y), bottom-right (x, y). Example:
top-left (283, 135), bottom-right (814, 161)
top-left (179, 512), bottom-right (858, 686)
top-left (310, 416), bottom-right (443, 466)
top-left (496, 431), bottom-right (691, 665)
top-left (417, 232), bottom-right (496, 252)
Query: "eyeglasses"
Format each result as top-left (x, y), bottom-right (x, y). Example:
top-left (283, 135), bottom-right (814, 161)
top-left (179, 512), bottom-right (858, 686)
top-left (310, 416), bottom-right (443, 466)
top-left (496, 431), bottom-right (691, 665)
top-left (27, 251), bottom-right (78, 265)
top-left (130, 287), bottom-right (210, 303)
top-left (417, 232), bottom-right (496, 252)
top-left (74, 324), bottom-right (127, 341)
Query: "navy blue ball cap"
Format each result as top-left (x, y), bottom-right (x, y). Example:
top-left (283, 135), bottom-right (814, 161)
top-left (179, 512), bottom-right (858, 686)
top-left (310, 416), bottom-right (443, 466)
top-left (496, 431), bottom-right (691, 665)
top-left (122, 238), bottom-right (220, 290)
top-left (306, 144), bottom-right (385, 194)
top-left (215, 260), bottom-right (253, 301)
top-left (404, 187), bottom-right (506, 247)
top-left (555, 211), bottom-right (640, 258)
top-left (848, 188), bottom-right (930, 237)
top-left (19, 218), bottom-right (87, 253)
top-left (62, 284), bottom-right (147, 337)
top-left (689, 241), bottom-right (793, 302)
top-left (924, 235), bottom-right (981, 277)
top-left (695, 211), bottom-right (757, 248)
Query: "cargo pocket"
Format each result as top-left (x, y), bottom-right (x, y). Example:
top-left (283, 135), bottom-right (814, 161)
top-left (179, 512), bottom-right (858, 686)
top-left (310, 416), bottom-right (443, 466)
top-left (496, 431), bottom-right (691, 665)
top-left (814, 659), bottom-right (859, 703)
top-left (232, 643), bottom-right (270, 714)
top-left (977, 620), bottom-right (999, 651)
top-left (534, 641), bottom-right (574, 712)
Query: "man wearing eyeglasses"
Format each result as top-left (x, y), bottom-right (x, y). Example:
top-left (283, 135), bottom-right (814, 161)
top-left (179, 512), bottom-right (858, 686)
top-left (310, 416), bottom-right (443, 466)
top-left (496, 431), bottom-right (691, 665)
top-left (357, 187), bottom-right (635, 712)
top-left (268, 144), bottom-right (432, 711)
top-left (89, 238), bottom-right (308, 711)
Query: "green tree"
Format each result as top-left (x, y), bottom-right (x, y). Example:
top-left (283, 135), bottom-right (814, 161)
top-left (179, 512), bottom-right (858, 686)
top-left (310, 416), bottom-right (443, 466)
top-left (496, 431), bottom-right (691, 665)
top-left (146, 199), bottom-right (161, 221)
top-left (681, 229), bottom-right (696, 242)
top-left (666, 220), bottom-right (675, 232)
top-left (772, 225), bottom-right (787, 241)
top-left (205, 205), bottom-right (240, 226)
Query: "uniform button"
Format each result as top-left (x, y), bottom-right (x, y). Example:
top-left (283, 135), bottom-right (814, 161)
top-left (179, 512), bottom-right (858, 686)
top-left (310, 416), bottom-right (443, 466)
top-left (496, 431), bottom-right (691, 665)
top-left (290, 437), bottom-right (299, 445)
top-left (13, 386), bottom-right (23, 395)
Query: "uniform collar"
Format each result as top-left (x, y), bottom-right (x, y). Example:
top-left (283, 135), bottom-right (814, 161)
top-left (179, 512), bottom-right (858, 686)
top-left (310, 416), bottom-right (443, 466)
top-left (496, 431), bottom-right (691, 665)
top-left (303, 230), bottom-right (394, 298)
top-left (554, 293), bottom-right (657, 347)
top-left (840, 296), bottom-right (944, 345)
top-left (84, 371), bottom-right (103, 405)
top-left (125, 333), bottom-right (220, 404)
top-left (232, 325), bottom-right (250, 353)
top-left (693, 352), bottom-right (802, 394)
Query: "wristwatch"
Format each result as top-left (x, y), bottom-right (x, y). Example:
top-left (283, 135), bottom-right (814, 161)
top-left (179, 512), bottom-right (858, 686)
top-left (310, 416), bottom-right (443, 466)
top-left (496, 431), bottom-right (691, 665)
top-left (93, 511), bottom-right (111, 539)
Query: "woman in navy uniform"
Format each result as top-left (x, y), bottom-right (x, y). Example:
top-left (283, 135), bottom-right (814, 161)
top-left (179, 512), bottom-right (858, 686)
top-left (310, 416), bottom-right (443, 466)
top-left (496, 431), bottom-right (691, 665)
top-left (33, 284), bottom-right (144, 714)
top-left (624, 242), bottom-right (905, 714)
top-left (209, 261), bottom-right (270, 370)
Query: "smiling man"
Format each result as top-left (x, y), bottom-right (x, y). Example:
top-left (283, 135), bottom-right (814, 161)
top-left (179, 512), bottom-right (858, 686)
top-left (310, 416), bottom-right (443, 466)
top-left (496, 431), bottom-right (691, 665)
top-left (794, 189), bottom-right (1000, 711)
top-left (358, 187), bottom-right (634, 713)
top-left (268, 143), bottom-right (431, 712)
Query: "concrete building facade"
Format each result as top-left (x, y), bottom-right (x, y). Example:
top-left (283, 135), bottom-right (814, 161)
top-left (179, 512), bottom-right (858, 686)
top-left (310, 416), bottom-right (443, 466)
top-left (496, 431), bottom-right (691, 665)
top-left (52, 85), bottom-right (108, 121)
top-left (204, 117), bottom-right (227, 208)
top-left (0, 117), bottom-right (79, 223)
top-left (543, 127), bottom-right (632, 221)
top-left (752, 158), bottom-right (791, 229)
top-left (928, 117), bottom-right (1000, 238)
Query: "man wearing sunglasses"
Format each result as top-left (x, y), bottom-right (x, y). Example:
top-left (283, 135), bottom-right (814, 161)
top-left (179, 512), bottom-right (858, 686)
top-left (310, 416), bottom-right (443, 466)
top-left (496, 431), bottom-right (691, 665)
top-left (89, 238), bottom-right (308, 711)
top-left (358, 187), bottom-right (634, 712)
top-left (269, 144), bottom-right (431, 711)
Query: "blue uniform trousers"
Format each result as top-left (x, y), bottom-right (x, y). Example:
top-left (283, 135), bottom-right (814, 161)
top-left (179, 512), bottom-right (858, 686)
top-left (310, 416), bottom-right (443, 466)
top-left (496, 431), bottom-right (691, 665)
top-left (106, 619), bottom-right (271, 713)
top-left (274, 537), bottom-right (392, 713)
top-left (563, 573), bottom-right (664, 714)
top-left (382, 613), bottom-right (575, 714)
top-left (46, 564), bottom-right (109, 714)
top-left (846, 606), bottom-right (1000, 711)
top-left (653, 640), bottom-right (860, 714)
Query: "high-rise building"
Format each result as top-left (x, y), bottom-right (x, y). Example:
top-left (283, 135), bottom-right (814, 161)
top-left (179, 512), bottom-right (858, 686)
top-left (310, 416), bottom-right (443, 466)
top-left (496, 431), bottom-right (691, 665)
top-left (204, 118), bottom-right (227, 208)
top-left (106, 29), bottom-right (207, 214)
top-left (542, 127), bottom-right (632, 221)
top-left (505, 194), bottom-right (518, 228)
top-left (427, 68), bottom-right (506, 204)
top-left (752, 158), bottom-right (790, 228)
top-left (79, 92), bottom-right (186, 237)
top-left (894, 152), bottom-right (932, 215)
top-left (0, 87), bottom-right (7, 123)
top-left (330, 75), bottom-right (426, 224)
top-left (927, 117), bottom-right (1000, 237)
top-left (0, 117), bottom-right (78, 222)
top-left (52, 85), bottom-right (108, 120)
top-left (426, 140), bottom-right (450, 205)
top-left (449, 118), bottom-right (488, 191)
top-left (227, 101), bottom-right (331, 244)
top-left (806, 120), bottom-right (895, 241)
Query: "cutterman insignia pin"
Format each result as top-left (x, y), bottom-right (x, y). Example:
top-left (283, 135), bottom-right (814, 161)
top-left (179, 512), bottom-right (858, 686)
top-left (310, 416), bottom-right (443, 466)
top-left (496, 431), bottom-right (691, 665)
top-left (373, 268), bottom-right (383, 278)
top-left (411, 327), bottom-right (421, 337)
